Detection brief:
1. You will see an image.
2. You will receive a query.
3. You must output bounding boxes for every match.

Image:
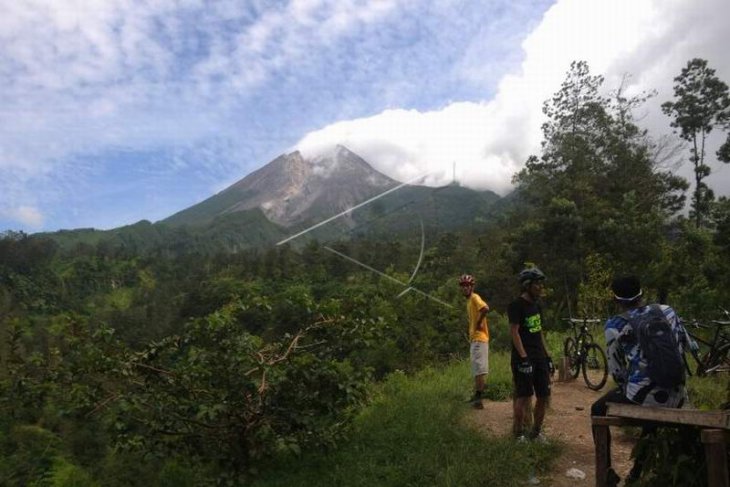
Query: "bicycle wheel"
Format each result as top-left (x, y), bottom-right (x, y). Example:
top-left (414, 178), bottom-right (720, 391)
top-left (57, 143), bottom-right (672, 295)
top-left (704, 342), bottom-right (730, 374)
top-left (582, 343), bottom-right (608, 390)
top-left (563, 337), bottom-right (580, 379)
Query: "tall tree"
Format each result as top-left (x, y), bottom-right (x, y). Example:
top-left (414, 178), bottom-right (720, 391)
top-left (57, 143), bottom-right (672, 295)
top-left (513, 61), bottom-right (687, 309)
top-left (662, 58), bottom-right (730, 227)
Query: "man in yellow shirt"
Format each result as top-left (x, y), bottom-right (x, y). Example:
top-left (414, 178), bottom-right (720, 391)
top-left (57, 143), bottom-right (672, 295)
top-left (459, 274), bottom-right (490, 409)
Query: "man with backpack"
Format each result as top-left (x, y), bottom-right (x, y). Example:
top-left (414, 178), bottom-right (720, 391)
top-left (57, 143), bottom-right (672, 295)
top-left (591, 275), bottom-right (692, 486)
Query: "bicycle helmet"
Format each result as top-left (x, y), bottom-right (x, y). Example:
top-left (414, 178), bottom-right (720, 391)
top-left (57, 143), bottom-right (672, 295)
top-left (518, 267), bottom-right (546, 286)
top-left (458, 274), bottom-right (475, 286)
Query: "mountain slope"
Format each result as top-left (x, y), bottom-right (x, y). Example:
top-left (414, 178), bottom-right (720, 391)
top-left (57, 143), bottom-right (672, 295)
top-left (42, 209), bottom-right (288, 255)
top-left (163, 146), bottom-right (399, 228)
top-left (40, 146), bottom-right (503, 254)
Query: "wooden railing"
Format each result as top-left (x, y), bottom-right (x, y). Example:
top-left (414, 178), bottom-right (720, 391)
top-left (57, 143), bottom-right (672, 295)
top-left (592, 403), bottom-right (729, 487)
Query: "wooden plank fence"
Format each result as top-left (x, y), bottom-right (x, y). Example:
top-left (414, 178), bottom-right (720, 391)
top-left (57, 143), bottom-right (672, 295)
top-left (592, 403), bottom-right (729, 487)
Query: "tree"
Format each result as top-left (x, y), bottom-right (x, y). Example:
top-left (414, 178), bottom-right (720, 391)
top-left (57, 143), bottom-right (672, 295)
top-left (662, 58), bottom-right (730, 227)
top-left (513, 61), bottom-right (687, 310)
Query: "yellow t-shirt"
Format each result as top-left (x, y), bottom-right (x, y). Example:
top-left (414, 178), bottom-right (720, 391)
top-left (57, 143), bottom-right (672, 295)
top-left (467, 292), bottom-right (489, 342)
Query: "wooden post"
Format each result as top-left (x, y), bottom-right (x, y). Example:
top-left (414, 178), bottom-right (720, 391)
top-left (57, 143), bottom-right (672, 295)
top-left (701, 429), bottom-right (729, 487)
top-left (558, 356), bottom-right (571, 381)
top-left (593, 421), bottom-right (610, 487)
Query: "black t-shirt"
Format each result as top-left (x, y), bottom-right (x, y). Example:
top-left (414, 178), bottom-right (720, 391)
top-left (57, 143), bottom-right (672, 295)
top-left (507, 296), bottom-right (547, 362)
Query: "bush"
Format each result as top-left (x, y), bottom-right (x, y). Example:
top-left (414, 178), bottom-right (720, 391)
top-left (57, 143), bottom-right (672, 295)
top-left (0, 425), bottom-right (60, 486)
top-left (631, 427), bottom-right (706, 487)
top-left (37, 458), bottom-right (98, 487)
top-left (157, 459), bottom-right (197, 487)
top-left (111, 301), bottom-right (370, 478)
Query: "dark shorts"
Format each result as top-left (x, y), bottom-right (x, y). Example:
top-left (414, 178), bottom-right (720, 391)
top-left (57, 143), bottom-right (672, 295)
top-left (511, 357), bottom-right (551, 398)
top-left (590, 387), bottom-right (635, 417)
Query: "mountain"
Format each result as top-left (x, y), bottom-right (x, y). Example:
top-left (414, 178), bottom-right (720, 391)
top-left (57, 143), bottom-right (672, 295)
top-left (163, 145), bottom-right (399, 228)
top-left (40, 146), bottom-right (503, 254)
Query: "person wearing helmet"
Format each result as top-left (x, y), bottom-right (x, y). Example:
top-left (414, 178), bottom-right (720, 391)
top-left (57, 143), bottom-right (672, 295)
top-left (459, 274), bottom-right (490, 409)
top-left (507, 266), bottom-right (553, 442)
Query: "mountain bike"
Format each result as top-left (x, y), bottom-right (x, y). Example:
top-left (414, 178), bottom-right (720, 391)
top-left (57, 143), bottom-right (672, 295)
top-left (563, 317), bottom-right (608, 390)
top-left (682, 312), bottom-right (730, 376)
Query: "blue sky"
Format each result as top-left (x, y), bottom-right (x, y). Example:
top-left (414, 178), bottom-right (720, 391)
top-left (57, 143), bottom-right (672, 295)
top-left (2, 0), bottom-right (730, 233)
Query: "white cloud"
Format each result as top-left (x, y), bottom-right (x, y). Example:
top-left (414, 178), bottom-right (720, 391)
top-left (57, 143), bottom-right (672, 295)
top-left (3, 0), bottom-right (730, 232)
top-left (0, 0), bottom-right (410, 230)
top-left (295, 0), bottom-right (730, 195)
top-left (0, 0), bottom-right (405, 169)
top-left (192, 0), bottom-right (404, 93)
top-left (1, 206), bottom-right (44, 229)
top-left (296, 103), bottom-right (520, 194)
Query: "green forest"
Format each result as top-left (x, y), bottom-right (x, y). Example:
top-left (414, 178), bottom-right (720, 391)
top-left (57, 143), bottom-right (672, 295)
top-left (2, 59), bottom-right (730, 486)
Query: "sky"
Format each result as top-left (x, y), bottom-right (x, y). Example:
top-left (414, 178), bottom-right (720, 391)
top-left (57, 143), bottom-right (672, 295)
top-left (1, 0), bottom-right (730, 233)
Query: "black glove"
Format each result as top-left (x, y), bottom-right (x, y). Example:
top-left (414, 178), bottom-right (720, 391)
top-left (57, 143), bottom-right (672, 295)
top-left (517, 358), bottom-right (533, 375)
top-left (547, 357), bottom-right (555, 376)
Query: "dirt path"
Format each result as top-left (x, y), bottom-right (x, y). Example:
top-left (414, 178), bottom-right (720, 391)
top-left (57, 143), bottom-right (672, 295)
top-left (466, 378), bottom-right (637, 486)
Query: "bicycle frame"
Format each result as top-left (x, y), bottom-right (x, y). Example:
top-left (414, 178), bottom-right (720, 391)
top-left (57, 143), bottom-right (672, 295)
top-left (683, 318), bottom-right (730, 376)
top-left (564, 317), bottom-right (601, 346)
top-left (562, 317), bottom-right (607, 390)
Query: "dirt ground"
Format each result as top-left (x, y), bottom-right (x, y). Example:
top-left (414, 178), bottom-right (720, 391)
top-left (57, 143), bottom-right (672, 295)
top-left (466, 377), bottom-right (638, 486)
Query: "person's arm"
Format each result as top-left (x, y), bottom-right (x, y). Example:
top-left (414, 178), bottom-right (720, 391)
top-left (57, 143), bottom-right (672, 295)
top-left (509, 303), bottom-right (532, 374)
top-left (511, 323), bottom-right (533, 376)
top-left (605, 318), bottom-right (627, 386)
top-left (540, 331), bottom-right (555, 377)
top-left (476, 305), bottom-right (488, 332)
top-left (473, 294), bottom-right (489, 332)
top-left (510, 323), bottom-right (528, 359)
top-left (507, 302), bottom-right (527, 358)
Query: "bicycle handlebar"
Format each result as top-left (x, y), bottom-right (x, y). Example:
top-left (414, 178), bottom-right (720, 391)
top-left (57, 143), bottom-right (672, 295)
top-left (562, 317), bottom-right (602, 324)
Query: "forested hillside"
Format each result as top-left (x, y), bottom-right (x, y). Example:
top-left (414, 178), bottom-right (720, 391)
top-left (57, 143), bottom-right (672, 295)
top-left (38, 183), bottom-right (502, 256)
top-left (2, 59), bottom-right (730, 485)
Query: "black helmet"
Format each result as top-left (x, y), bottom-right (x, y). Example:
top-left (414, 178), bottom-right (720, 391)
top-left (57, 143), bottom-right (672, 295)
top-left (519, 267), bottom-right (546, 286)
top-left (611, 275), bottom-right (642, 302)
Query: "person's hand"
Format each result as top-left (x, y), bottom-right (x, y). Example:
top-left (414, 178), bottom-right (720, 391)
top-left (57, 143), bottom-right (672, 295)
top-left (689, 337), bottom-right (700, 353)
top-left (547, 357), bottom-right (555, 376)
top-left (517, 359), bottom-right (533, 375)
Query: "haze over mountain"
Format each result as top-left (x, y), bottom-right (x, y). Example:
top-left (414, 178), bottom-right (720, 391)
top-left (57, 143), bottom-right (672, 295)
top-left (42, 146), bottom-right (502, 254)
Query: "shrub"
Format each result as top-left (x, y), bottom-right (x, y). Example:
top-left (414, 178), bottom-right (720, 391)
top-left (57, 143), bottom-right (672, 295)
top-left (111, 301), bottom-right (371, 479)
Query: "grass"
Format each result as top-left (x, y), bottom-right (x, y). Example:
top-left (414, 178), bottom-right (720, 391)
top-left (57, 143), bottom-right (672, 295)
top-left (687, 373), bottom-right (730, 409)
top-left (253, 331), bottom-right (727, 487)
top-left (253, 353), bottom-right (559, 487)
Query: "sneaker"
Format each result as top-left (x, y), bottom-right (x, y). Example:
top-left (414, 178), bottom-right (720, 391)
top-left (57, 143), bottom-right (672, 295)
top-left (525, 474), bottom-right (540, 485)
top-left (528, 431), bottom-right (549, 444)
top-left (515, 434), bottom-right (528, 443)
top-left (467, 391), bottom-right (484, 409)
